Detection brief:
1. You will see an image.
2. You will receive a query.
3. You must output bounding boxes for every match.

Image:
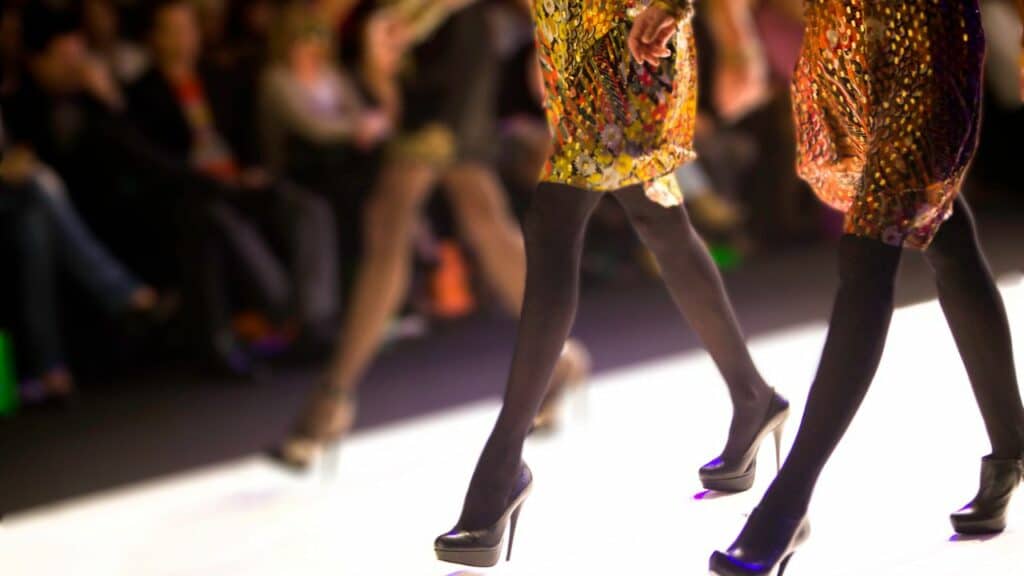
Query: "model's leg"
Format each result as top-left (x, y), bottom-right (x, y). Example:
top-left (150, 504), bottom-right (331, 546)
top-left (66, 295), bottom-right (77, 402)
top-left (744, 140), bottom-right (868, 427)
top-left (613, 185), bottom-right (774, 453)
top-left (444, 163), bottom-right (591, 432)
top-left (925, 196), bottom-right (1024, 458)
top-left (442, 163), bottom-right (525, 312)
top-left (323, 161), bottom-right (436, 394)
top-left (709, 235), bottom-right (902, 574)
top-left (761, 235), bottom-right (902, 516)
top-left (455, 182), bottom-right (601, 530)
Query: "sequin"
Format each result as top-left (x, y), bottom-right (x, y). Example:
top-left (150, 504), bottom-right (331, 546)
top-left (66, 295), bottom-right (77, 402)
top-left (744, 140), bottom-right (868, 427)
top-left (793, 0), bottom-right (985, 248)
top-left (534, 0), bottom-right (696, 206)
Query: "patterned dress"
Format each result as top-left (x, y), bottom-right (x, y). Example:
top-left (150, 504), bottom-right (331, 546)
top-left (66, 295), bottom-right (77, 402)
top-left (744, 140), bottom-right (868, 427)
top-left (793, 0), bottom-right (985, 249)
top-left (533, 0), bottom-right (697, 206)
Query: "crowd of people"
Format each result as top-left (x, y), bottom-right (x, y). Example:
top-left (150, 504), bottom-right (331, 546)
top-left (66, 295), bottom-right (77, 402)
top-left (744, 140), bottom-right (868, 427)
top-left (0, 0), bottom-right (1020, 410)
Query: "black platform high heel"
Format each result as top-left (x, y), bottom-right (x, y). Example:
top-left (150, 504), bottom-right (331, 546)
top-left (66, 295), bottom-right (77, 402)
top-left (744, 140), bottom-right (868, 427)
top-left (700, 390), bottom-right (790, 493)
top-left (950, 455), bottom-right (1024, 535)
top-left (709, 507), bottom-right (810, 576)
top-left (435, 463), bottom-right (533, 567)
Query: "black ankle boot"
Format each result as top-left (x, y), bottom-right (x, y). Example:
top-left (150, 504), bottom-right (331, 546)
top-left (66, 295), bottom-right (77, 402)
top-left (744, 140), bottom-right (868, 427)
top-left (950, 455), bottom-right (1024, 535)
top-left (709, 506), bottom-right (810, 576)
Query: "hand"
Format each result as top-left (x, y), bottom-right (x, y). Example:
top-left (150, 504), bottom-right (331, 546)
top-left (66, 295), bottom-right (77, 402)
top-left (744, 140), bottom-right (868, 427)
top-left (0, 146), bottom-right (38, 186)
top-left (354, 110), bottom-right (393, 150)
top-left (1019, 48), bottom-right (1024, 103)
top-left (238, 168), bottom-right (271, 190)
top-left (628, 5), bottom-right (679, 67)
top-left (713, 51), bottom-right (771, 122)
top-left (79, 56), bottom-right (123, 110)
top-left (528, 50), bottom-right (545, 105)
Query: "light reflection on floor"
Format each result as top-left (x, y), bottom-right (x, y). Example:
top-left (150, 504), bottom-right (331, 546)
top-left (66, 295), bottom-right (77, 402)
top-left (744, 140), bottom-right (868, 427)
top-left (2, 277), bottom-right (1023, 576)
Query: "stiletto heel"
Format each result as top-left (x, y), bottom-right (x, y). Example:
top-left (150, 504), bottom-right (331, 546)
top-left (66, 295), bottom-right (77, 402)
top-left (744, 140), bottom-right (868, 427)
top-left (700, 390), bottom-right (790, 493)
top-left (506, 503), bottom-right (523, 561)
top-left (778, 553), bottom-right (794, 575)
top-left (773, 422), bottom-right (785, 473)
top-left (436, 464), bottom-right (534, 567)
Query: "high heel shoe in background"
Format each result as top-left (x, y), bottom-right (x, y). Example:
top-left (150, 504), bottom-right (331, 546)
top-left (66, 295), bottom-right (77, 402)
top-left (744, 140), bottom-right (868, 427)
top-left (950, 455), bottom-right (1024, 535)
top-left (709, 507), bottom-right (810, 576)
top-left (267, 385), bottom-right (357, 475)
top-left (700, 390), bottom-right (790, 493)
top-left (532, 340), bottom-right (591, 434)
top-left (435, 463), bottom-right (533, 567)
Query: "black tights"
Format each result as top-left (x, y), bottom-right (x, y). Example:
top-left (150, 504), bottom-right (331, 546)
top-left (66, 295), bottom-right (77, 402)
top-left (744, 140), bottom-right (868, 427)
top-left (457, 182), bottom-right (770, 529)
top-left (762, 196), bottom-right (1024, 517)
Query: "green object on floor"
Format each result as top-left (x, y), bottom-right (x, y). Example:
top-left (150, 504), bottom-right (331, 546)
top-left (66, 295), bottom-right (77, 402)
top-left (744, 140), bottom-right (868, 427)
top-left (0, 331), bottom-right (18, 416)
top-left (709, 244), bottom-right (742, 271)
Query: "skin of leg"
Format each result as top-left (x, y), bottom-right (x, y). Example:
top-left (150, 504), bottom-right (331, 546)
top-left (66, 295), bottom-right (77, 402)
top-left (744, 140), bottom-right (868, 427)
top-left (925, 196), bottom-right (1024, 458)
top-left (442, 162), bottom-right (526, 313)
top-left (457, 182), bottom-right (601, 530)
top-left (611, 184), bottom-right (773, 454)
top-left (323, 160), bottom-right (437, 394)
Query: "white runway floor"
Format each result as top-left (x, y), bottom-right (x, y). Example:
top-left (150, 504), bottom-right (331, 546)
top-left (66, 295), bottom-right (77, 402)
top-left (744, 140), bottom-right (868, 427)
top-left (3, 276), bottom-right (1024, 576)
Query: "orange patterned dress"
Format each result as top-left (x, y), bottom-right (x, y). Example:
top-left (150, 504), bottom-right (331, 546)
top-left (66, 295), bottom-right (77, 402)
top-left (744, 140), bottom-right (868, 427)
top-left (533, 0), bottom-right (697, 206)
top-left (793, 0), bottom-right (985, 249)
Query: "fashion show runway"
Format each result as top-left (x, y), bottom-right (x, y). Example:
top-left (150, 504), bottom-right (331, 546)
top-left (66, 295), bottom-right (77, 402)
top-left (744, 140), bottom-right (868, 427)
top-left (3, 277), bottom-right (1023, 576)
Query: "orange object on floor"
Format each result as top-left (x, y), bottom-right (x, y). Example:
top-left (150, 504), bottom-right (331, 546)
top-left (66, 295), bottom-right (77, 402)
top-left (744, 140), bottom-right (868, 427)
top-left (432, 241), bottom-right (475, 319)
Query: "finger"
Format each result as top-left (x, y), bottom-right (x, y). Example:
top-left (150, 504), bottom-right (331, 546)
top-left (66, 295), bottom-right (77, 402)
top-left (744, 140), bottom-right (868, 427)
top-left (628, 32), bottom-right (642, 63)
top-left (640, 17), bottom-right (660, 44)
top-left (653, 22), bottom-right (676, 47)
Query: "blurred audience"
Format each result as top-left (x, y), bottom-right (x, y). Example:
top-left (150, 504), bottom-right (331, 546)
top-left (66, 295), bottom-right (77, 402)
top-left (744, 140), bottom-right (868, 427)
top-left (0, 0), bottom-right (1018, 413)
top-left (82, 0), bottom-right (147, 84)
top-left (129, 0), bottom-right (340, 363)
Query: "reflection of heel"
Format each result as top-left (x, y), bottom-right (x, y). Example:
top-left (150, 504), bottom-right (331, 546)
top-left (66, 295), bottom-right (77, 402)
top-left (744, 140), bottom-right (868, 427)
top-left (321, 444), bottom-right (342, 484)
top-left (773, 422), bottom-right (785, 472)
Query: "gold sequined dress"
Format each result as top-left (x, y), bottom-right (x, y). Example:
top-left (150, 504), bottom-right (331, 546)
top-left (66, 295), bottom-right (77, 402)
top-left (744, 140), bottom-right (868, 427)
top-left (794, 0), bottom-right (985, 248)
top-left (534, 0), bottom-right (697, 206)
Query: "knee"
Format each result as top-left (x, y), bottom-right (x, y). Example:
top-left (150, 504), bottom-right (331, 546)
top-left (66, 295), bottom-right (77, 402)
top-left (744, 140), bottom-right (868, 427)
top-left (925, 202), bottom-right (983, 276)
top-left (837, 235), bottom-right (901, 294)
top-left (631, 204), bottom-right (696, 255)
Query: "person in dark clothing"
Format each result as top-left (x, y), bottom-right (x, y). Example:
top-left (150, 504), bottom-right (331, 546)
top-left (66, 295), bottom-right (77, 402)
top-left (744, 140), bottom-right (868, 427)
top-left (128, 0), bottom-right (340, 355)
top-left (2, 3), bottom-right (286, 376)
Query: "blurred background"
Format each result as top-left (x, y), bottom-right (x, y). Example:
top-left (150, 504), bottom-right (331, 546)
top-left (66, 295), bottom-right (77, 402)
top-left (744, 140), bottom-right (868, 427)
top-left (0, 0), bottom-right (1022, 518)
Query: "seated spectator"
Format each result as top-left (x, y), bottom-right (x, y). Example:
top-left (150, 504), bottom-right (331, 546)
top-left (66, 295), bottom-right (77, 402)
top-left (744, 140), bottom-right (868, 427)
top-left (128, 0), bottom-right (340, 352)
top-left (259, 2), bottom-right (390, 183)
top-left (1, 3), bottom-right (290, 376)
top-left (82, 0), bottom-right (148, 84)
top-left (1, 110), bottom-right (158, 403)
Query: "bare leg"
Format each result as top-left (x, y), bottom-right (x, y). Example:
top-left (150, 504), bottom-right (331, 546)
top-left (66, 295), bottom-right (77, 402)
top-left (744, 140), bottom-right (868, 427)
top-left (442, 163), bottom-right (526, 312)
top-left (325, 161), bottom-right (437, 394)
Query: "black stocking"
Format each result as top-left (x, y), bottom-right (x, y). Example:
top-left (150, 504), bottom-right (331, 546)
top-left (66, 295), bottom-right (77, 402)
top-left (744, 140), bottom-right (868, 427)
top-left (457, 182), bottom-right (601, 529)
top-left (761, 234), bottom-right (903, 517)
top-left (925, 197), bottom-right (1024, 458)
top-left (612, 185), bottom-right (772, 455)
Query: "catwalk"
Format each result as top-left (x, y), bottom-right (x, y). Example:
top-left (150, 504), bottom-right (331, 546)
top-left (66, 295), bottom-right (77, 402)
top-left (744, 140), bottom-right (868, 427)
top-left (3, 276), bottom-right (1023, 576)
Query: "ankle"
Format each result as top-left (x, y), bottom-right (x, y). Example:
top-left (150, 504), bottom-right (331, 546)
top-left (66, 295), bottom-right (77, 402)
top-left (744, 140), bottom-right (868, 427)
top-left (730, 379), bottom-right (772, 407)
